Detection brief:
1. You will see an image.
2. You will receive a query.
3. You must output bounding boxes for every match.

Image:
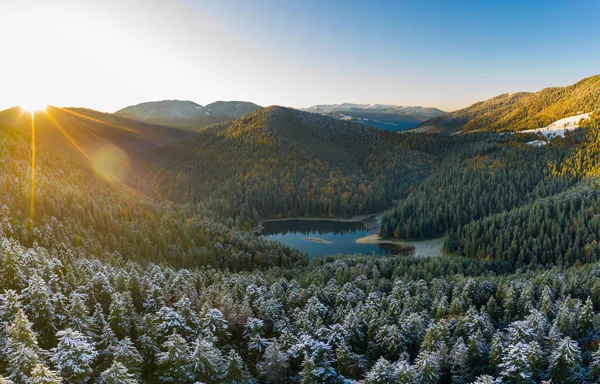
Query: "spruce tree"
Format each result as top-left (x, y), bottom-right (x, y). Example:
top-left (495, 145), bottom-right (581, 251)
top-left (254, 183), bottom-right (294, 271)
top-left (99, 361), bottom-right (137, 384)
top-left (51, 328), bottom-right (97, 384)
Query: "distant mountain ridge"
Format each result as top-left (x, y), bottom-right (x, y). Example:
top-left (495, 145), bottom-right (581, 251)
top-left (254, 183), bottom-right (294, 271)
top-left (417, 74), bottom-right (600, 134)
top-left (115, 100), bottom-right (260, 131)
top-left (302, 103), bottom-right (445, 131)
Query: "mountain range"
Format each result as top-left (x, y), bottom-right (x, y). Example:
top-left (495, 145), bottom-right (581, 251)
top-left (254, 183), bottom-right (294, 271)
top-left (302, 103), bottom-right (445, 131)
top-left (115, 100), bottom-right (261, 131)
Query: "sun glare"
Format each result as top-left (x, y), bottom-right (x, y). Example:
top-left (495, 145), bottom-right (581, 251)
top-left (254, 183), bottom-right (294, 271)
top-left (20, 102), bottom-right (47, 113)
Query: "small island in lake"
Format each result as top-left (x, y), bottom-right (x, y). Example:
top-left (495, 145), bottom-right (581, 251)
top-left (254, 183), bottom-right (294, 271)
top-left (304, 236), bottom-right (333, 244)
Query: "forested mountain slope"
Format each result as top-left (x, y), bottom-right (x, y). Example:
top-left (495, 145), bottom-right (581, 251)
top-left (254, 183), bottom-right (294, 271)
top-left (0, 123), bottom-right (305, 270)
top-left (133, 106), bottom-right (433, 222)
top-left (0, 107), bottom-right (190, 181)
top-left (418, 74), bottom-right (600, 133)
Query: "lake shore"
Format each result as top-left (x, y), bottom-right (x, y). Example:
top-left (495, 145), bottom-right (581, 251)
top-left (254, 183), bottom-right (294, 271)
top-left (253, 212), bottom-right (382, 233)
top-left (356, 235), bottom-right (444, 257)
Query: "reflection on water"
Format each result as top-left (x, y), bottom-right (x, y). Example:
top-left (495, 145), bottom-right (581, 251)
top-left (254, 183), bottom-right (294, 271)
top-left (260, 219), bottom-right (411, 258)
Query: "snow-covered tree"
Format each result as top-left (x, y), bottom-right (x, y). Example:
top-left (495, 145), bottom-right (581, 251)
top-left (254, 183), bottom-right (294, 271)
top-left (244, 317), bottom-right (266, 354)
top-left (257, 341), bottom-right (289, 383)
top-left (0, 377), bottom-right (15, 384)
top-left (155, 305), bottom-right (190, 340)
top-left (415, 351), bottom-right (441, 384)
top-left (393, 357), bottom-right (417, 384)
top-left (578, 297), bottom-right (594, 338)
top-left (157, 332), bottom-right (194, 383)
top-left (549, 336), bottom-right (581, 383)
top-left (5, 309), bottom-right (44, 384)
top-left (22, 274), bottom-right (56, 348)
top-left (364, 357), bottom-right (394, 384)
top-left (471, 375), bottom-right (501, 384)
top-left (28, 364), bottom-right (63, 384)
top-left (223, 349), bottom-right (248, 384)
top-left (109, 337), bottom-right (142, 379)
top-left (451, 337), bottom-right (470, 384)
top-left (108, 292), bottom-right (133, 340)
top-left (591, 348), bottom-right (600, 378)
top-left (199, 306), bottom-right (229, 342)
top-left (99, 361), bottom-right (137, 384)
top-left (51, 328), bottom-right (97, 383)
top-left (189, 336), bottom-right (224, 382)
top-left (65, 292), bottom-right (93, 338)
top-left (499, 342), bottom-right (535, 383)
top-left (174, 297), bottom-right (200, 341)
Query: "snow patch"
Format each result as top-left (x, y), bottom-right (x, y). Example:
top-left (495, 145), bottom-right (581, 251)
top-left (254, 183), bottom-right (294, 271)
top-left (521, 112), bottom-right (591, 139)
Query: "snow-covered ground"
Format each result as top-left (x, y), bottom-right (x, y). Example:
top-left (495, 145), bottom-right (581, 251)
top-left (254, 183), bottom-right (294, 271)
top-left (521, 112), bottom-right (591, 138)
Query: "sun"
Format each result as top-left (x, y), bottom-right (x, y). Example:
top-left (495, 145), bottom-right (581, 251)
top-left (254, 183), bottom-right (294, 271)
top-left (20, 101), bottom-right (48, 113)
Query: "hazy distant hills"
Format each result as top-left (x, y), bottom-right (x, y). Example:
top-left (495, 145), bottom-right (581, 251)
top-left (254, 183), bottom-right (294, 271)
top-left (418, 74), bottom-right (600, 134)
top-left (115, 100), bottom-right (261, 131)
top-left (302, 103), bottom-right (445, 131)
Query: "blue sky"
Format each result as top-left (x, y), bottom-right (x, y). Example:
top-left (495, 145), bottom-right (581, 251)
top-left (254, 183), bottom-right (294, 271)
top-left (1, 0), bottom-right (599, 111)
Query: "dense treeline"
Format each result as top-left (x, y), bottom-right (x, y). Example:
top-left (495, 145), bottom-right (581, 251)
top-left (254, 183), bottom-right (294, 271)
top-left (380, 133), bottom-right (582, 240)
top-left (421, 74), bottom-right (600, 133)
top-left (444, 117), bottom-right (600, 268)
top-left (0, 125), bottom-right (306, 271)
top-left (132, 107), bottom-right (432, 223)
top-left (3, 234), bottom-right (600, 383)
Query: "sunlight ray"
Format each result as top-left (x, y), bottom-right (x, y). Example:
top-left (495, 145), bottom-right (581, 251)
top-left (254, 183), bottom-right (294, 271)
top-left (44, 111), bottom-right (93, 163)
top-left (29, 111), bottom-right (35, 221)
top-left (55, 107), bottom-right (142, 134)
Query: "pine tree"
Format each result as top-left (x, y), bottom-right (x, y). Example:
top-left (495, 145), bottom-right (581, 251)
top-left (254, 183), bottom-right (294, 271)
top-left (5, 309), bottom-right (44, 384)
top-left (109, 337), bottom-right (142, 379)
top-left (189, 336), bottom-right (224, 382)
top-left (415, 351), bottom-right (441, 384)
top-left (393, 358), bottom-right (417, 384)
top-left (223, 350), bottom-right (248, 384)
top-left (51, 328), bottom-right (97, 384)
top-left (499, 342), bottom-right (533, 384)
top-left (157, 332), bottom-right (194, 383)
top-left (591, 348), bottom-right (600, 378)
top-left (299, 357), bottom-right (318, 384)
top-left (257, 341), bottom-right (289, 383)
top-left (549, 337), bottom-right (581, 383)
top-left (174, 297), bottom-right (200, 341)
top-left (65, 292), bottom-right (93, 338)
top-left (364, 357), bottom-right (394, 384)
top-left (578, 297), bottom-right (594, 339)
top-left (99, 361), bottom-right (137, 384)
top-left (108, 292), bottom-right (133, 340)
top-left (22, 274), bottom-right (56, 348)
top-left (451, 337), bottom-right (470, 384)
top-left (471, 375), bottom-right (501, 384)
top-left (0, 377), bottom-right (15, 384)
top-left (28, 364), bottom-right (63, 384)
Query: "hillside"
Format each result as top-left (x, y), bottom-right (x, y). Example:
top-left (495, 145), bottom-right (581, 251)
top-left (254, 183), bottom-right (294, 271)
top-left (418, 74), bottom-right (600, 133)
top-left (0, 106), bottom-right (189, 180)
top-left (303, 103), bottom-right (445, 131)
top-left (114, 100), bottom-right (203, 125)
top-left (132, 106), bottom-right (433, 222)
top-left (116, 100), bottom-right (260, 131)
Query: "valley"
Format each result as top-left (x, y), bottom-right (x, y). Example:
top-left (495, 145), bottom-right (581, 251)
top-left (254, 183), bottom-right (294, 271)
top-left (1, 74), bottom-right (600, 383)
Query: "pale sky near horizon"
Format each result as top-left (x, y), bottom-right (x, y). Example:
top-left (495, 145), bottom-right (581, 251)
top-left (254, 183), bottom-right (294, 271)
top-left (1, 0), bottom-right (599, 113)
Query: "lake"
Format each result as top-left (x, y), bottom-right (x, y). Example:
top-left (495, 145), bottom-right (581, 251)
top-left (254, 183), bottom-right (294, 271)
top-left (259, 217), bottom-right (439, 258)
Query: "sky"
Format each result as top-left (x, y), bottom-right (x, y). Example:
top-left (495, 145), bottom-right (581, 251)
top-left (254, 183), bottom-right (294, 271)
top-left (1, 0), bottom-right (599, 113)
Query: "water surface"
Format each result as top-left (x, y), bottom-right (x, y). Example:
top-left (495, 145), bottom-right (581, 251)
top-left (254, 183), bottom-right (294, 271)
top-left (259, 218), bottom-right (407, 258)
